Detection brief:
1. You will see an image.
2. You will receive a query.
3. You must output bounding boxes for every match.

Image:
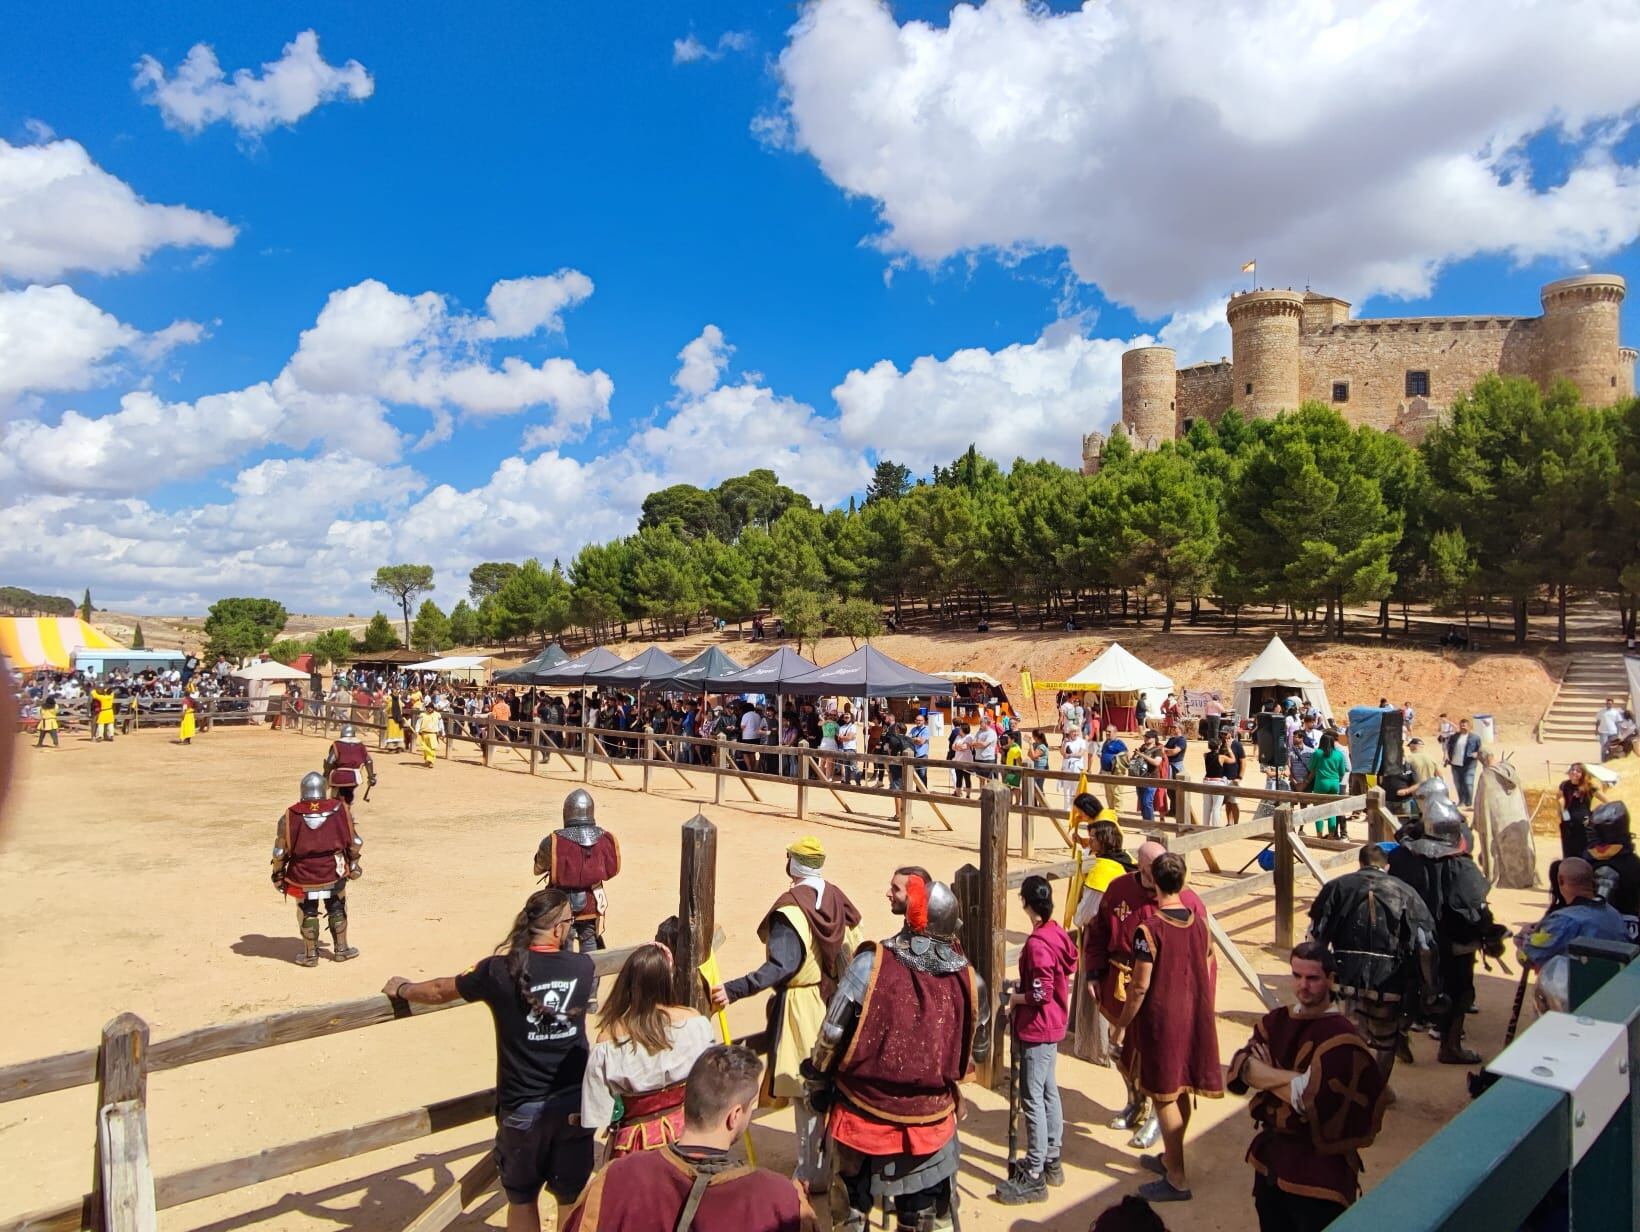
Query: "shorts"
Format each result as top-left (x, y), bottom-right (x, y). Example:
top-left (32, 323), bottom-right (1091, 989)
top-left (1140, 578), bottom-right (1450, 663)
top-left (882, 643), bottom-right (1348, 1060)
top-left (495, 1100), bottom-right (594, 1205)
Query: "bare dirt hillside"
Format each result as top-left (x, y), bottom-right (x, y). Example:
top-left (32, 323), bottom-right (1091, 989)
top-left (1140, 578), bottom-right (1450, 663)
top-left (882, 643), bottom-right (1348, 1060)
top-left (92, 612), bottom-right (372, 654)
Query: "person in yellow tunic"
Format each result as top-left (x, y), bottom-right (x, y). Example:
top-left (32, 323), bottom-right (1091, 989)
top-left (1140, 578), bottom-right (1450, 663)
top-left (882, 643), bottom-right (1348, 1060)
top-left (415, 705), bottom-right (442, 768)
top-left (711, 837), bottom-right (862, 1193)
top-left (178, 692), bottom-right (199, 744)
top-left (35, 695), bottom-right (61, 748)
top-left (90, 685), bottom-right (116, 742)
top-left (383, 692), bottom-right (406, 751)
top-left (1064, 796), bottom-right (1136, 1067)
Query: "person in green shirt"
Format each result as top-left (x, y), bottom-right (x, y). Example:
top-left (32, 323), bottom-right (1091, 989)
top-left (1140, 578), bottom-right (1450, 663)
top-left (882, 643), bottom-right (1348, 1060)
top-left (1308, 732), bottom-right (1350, 838)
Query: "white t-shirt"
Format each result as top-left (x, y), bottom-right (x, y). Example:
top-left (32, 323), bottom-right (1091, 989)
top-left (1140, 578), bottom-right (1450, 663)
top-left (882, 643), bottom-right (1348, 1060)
top-left (972, 726), bottom-right (999, 763)
top-left (1597, 707), bottom-right (1624, 738)
top-left (1063, 735), bottom-right (1088, 769)
top-left (740, 710), bottom-right (766, 741)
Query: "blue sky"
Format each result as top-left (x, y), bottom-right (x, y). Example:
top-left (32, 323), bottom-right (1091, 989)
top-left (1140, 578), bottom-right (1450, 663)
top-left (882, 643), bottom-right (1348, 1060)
top-left (2, 1), bottom-right (1638, 612)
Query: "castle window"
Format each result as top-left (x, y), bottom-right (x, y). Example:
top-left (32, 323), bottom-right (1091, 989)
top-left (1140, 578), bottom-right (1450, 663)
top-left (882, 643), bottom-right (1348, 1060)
top-left (1245, 382), bottom-right (1253, 396)
top-left (1405, 370), bottom-right (1430, 398)
top-left (1182, 418), bottom-right (1196, 434)
top-left (1331, 381), bottom-right (1349, 403)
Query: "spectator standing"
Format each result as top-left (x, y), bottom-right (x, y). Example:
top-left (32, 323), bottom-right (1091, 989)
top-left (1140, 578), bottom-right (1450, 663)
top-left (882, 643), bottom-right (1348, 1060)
top-left (972, 718), bottom-right (999, 780)
top-left (1307, 733), bottom-right (1350, 839)
top-left (993, 876), bottom-right (1078, 1204)
top-left (1061, 728), bottom-right (1089, 811)
top-left (1132, 732), bottom-right (1164, 822)
top-left (1449, 719), bottom-right (1482, 807)
top-left (951, 722), bottom-right (975, 798)
top-left (1556, 762), bottom-right (1603, 860)
top-left (1200, 733), bottom-right (1235, 828)
top-left (1597, 696), bottom-right (1626, 762)
top-left (908, 711), bottom-right (931, 787)
top-left (1111, 853), bottom-right (1222, 1204)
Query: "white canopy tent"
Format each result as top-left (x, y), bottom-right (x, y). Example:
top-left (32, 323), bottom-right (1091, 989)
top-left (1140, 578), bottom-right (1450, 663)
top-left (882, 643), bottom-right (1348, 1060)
top-left (233, 659), bottom-right (310, 724)
top-left (1231, 636), bottom-right (1333, 722)
top-left (1063, 643), bottom-right (1174, 722)
top-left (404, 654), bottom-right (492, 683)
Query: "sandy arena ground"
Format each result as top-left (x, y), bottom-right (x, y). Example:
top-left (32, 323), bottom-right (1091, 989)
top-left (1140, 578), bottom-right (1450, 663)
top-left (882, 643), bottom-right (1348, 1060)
top-left (0, 721), bottom-right (1571, 1231)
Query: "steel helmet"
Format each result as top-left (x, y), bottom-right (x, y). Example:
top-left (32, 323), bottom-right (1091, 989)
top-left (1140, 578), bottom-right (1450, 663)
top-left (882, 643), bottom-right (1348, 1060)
top-left (300, 771), bottom-right (327, 801)
top-left (563, 788), bottom-right (596, 828)
top-left (340, 723), bottom-right (357, 740)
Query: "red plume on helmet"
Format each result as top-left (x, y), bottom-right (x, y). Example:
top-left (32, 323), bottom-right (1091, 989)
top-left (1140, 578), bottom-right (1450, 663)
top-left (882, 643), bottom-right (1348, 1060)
top-left (907, 874), bottom-right (929, 933)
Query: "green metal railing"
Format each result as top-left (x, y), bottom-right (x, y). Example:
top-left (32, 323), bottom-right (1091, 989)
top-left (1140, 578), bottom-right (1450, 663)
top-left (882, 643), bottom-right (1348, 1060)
top-left (1333, 939), bottom-right (1640, 1231)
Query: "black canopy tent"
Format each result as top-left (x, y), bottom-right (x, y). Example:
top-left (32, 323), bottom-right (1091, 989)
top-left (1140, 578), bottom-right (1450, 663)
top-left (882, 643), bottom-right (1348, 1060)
top-left (491, 642), bottom-right (570, 684)
top-left (779, 645), bottom-right (957, 699)
top-left (707, 646), bottom-right (822, 749)
top-left (585, 646), bottom-right (686, 688)
top-left (529, 646), bottom-right (626, 686)
top-left (647, 646), bottom-right (747, 693)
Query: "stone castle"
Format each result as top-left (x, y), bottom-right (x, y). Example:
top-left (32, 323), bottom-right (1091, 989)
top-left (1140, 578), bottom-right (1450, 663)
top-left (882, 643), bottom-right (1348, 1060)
top-left (1083, 273), bottom-right (1636, 471)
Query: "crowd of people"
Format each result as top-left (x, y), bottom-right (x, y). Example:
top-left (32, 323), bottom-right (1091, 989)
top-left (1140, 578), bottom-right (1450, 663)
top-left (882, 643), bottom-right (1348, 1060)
top-left (15, 656), bottom-right (245, 747)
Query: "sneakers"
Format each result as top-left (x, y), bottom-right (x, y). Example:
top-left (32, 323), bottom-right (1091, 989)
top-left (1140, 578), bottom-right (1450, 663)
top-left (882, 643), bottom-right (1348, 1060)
top-left (992, 1172), bottom-right (1048, 1205)
top-left (1043, 1157), bottom-right (1065, 1188)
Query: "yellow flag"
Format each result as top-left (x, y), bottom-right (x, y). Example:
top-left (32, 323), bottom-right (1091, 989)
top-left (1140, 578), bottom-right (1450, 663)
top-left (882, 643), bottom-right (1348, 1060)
top-left (1241, 259), bottom-right (1256, 273)
top-left (1020, 668), bottom-right (1034, 698)
top-left (697, 950), bottom-right (756, 1165)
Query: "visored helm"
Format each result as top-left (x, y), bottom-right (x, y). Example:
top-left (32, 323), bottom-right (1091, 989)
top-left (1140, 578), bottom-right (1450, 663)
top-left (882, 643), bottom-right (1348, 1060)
top-left (1590, 801), bottom-right (1632, 850)
top-left (340, 723), bottom-right (356, 740)
top-left (1414, 777), bottom-right (1464, 828)
top-left (300, 771), bottom-right (327, 801)
top-left (563, 788), bottom-right (596, 827)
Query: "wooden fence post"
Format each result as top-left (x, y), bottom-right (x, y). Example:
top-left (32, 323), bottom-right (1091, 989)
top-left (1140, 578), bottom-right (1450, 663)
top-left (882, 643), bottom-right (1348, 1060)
top-left (712, 736), bottom-right (726, 806)
top-left (529, 722), bottom-right (539, 776)
top-left (1172, 773), bottom-right (1191, 827)
top-left (1366, 786), bottom-right (1393, 844)
top-left (92, 1013), bottom-right (154, 1232)
top-left (977, 783), bottom-right (1011, 1090)
top-left (897, 751), bottom-right (913, 839)
top-left (642, 730), bottom-right (654, 795)
top-left (480, 717), bottom-right (492, 768)
top-left (675, 815), bottom-right (717, 1015)
top-left (1273, 803), bottom-right (1295, 952)
top-left (796, 751), bottom-right (809, 820)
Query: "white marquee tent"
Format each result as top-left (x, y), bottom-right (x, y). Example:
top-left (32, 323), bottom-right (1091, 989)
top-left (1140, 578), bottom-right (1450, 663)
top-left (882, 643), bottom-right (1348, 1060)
top-left (1231, 636), bottom-right (1333, 721)
top-left (1064, 643), bottom-right (1174, 715)
top-left (233, 658), bottom-right (310, 724)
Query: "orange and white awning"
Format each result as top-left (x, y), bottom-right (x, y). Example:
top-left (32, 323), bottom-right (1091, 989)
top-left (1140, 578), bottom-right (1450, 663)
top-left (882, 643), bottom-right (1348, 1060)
top-left (0, 617), bottom-right (119, 671)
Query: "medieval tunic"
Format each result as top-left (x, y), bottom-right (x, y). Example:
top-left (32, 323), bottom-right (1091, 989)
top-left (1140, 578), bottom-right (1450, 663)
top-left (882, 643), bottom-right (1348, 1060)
top-left (727, 880), bottom-right (861, 1100)
top-left (415, 708), bottom-right (441, 766)
top-left (1244, 1007), bottom-right (1387, 1208)
top-left (831, 941), bottom-right (976, 1165)
top-left (548, 831), bottom-right (623, 922)
top-left (178, 695), bottom-right (198, 742)
top-left (564, 1144), bottom-right (817, 1232)
top-left (326, 738), bottom-right (371, 790)
top-left (582, 1014), bottom-right (717, 1158)
top-left (276, 799), bottom-right (358, 895)
top-left (1128, 908), bottom-right (1223, 1102)
top-left (1083, 873), bottom-right (1206, 1023)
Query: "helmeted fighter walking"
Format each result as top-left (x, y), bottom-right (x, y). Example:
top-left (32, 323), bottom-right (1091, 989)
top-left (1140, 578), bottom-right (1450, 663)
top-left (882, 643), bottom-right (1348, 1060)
top-left (534, 788), bottom-right (621, 952)
top-left (272, 771), bottom-right (363, 967)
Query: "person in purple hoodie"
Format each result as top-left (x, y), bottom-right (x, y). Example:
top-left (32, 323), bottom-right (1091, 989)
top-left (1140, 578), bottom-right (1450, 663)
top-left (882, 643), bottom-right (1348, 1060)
top-left (993, 874), bottom-right (1080, 1205)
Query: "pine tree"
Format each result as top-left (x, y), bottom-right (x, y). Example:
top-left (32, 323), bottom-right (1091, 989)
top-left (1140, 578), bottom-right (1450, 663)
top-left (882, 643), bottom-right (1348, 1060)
top-left (130, 623), bottom-right (145, 649)
top-left (80, 588), bottom-right (92, 622)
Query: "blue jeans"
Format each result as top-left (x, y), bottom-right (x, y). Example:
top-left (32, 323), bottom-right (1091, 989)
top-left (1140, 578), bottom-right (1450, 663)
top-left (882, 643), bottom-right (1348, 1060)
top-left (1456, 762), bottom-right (1478, 807)
top-left (1139, 787), bottom-right (1157, 821)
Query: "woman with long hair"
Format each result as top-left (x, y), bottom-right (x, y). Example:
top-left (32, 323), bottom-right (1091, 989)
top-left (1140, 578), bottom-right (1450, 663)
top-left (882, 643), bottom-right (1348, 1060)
top-left (581, 942), bottom-right (716, 1159)
top-left (1558, 762), bottom-right (1604, 859)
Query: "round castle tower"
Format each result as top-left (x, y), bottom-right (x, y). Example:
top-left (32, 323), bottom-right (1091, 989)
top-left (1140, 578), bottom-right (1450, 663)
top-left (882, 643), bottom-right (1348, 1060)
top-left (1538, 275), bottom-right (1628, 406)
top-left (1227, 289), bottom-right (1305, 420)
top-left (1120, 346), bottom-right (1176, 448)
top-left (1620, 348), bottom-right (1637, 400)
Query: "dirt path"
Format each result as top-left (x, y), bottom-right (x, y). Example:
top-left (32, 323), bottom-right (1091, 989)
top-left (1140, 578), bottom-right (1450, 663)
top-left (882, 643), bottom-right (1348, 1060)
top-left (0, 724), bottom-right (1565, 1230)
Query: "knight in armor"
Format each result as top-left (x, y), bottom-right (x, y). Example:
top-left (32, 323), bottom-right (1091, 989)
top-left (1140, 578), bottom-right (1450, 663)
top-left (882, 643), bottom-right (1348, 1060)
top-left (804, 875), bottom-right (987, 1232)
top-left (271, 771), bottom-right (363, 967)
top-left (711, 838), bottom-right (862, 1194)
top-left (1580, 802), bottom-right (1640, 925)
top-left (1228, 941), bottom-right (1389, 1231)
top-left (1387, 781), bottom-right (1499, 1065)
top-left (535, 789), bottom-right (621, 952)
top-left (323, 723), bottom-right (377, 805)
top-left (1308, 844), bottom-right (1438, 1085)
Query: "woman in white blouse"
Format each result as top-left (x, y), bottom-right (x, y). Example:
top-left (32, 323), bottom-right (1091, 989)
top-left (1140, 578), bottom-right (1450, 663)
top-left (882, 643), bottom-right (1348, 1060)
top-left (581, 943), bottom-right (717, 1159)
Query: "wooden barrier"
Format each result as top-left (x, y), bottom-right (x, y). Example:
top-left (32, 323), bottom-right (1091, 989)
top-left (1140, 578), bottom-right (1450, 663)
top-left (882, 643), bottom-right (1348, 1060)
top-left (0, 818), bottom-right (736, 1232)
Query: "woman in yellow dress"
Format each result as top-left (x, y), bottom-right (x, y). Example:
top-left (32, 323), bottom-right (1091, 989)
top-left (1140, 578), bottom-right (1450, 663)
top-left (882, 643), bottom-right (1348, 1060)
top-left (383, 692), bottom-right (405, 751)
top-left (178, 692), bottom-right (198, 744)
top-left (35, 695), bottom-right (60, 748)
top-left (415, 705), bottom-right (441, 768)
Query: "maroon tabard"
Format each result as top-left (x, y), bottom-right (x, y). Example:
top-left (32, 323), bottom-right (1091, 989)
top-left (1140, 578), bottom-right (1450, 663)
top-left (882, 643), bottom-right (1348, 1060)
top-left (327, 739), bottom-right (369, 787)
top-left (283, 800), bottom-right (355, 889)
top-left (1246, 1008), bottom-right (1387, 1207)
top-left (564, 1144), bottom-right (816, 1232)
top-left (835, 943), bottom-right (976, 1124)
top-left (1085, 874), bottom-right (1207, 1022)
top-left (1128, 909), bottom-right (1224, 1101)
top-left (551, 832), bottom-right (621, 889)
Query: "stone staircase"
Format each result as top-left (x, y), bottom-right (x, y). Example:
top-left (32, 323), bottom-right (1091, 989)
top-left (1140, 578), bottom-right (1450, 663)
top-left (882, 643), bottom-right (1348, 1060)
top-left (1539, 653), bottom-right (1629, 743)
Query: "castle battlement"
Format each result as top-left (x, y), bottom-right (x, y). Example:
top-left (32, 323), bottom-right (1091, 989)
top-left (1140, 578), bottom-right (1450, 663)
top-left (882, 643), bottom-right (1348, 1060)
top-left (1114, 274), bottom-right (1632, 445)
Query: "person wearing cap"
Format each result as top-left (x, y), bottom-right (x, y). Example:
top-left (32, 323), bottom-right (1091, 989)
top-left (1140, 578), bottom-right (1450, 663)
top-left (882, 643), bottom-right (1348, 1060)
top-left (712, 838), bottom-right (862, 1192)
top-left (1402, 737), bottom-right (1444, 800)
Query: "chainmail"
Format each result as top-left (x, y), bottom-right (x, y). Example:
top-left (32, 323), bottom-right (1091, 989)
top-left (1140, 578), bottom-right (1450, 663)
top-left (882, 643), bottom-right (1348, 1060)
top-left (559, 823), bottom-right (610, 847)
top-left (883, 926), bottom-right (969, 975)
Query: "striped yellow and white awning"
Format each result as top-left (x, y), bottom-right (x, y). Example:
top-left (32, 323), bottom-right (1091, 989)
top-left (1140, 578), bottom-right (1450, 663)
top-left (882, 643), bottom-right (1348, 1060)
top-left (0, 617), bottom-right (119, 671)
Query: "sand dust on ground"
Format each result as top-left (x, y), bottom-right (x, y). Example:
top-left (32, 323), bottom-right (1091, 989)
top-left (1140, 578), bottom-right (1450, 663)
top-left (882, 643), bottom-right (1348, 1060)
top-left (0, 721), bottom-right (1572, 1231)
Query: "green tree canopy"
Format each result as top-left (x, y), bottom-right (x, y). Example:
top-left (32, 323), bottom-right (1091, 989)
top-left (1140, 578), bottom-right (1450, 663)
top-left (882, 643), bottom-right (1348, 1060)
top-left (447, 599), bottom-right (480, 646)
top-left (411, 599), bottom-right (452, 653)
top-left (828, 596), bottom-right (883, 649)
top-left (130, 623), bottom-right (145, 650)
top-left (492, 559), bottom-right (572, 642)
top-left (715, 468), bottom-right (810, 538)
top-left (203, 597), bottom-right (288, 661)
top-left (1088, 446), bottom-right (1219, 631)
top-left (371, 564), bottom-right (435, 648)
top-left (640, 484), bottom-right (728, 540)
top-left (865, 460), bottom-right (913, 504)
top-left (776, 589), bottom-right (827, 657)
top-left (468, 561), bottom-right (520, 603)
top-left (80, 588), bottom-right (92, 622)
top-left (361, 612), bottom-right (402, 652)
top-left (311, 628), bottom-right (355, 668)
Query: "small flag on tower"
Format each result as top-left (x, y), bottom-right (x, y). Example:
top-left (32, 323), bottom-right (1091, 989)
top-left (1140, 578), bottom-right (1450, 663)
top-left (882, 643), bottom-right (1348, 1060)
top-left (1241, 259), bottom-right (1256, 274)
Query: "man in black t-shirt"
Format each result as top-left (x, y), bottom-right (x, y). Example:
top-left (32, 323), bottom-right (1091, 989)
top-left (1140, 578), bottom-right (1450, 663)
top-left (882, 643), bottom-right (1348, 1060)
top-left (385, 887), bottom-right (596, 1231)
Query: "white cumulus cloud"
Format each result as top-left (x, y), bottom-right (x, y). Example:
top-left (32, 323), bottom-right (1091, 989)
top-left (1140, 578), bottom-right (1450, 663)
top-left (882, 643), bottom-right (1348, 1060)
top-left (134, 29), bottom-right (374, 138)
top-left (773, 0), bottom-right (1640, 314)
top-left (0, 136), bottom-right (236, 281)
top-left (671, 324), bottom-right (733, 399)
top-left (673, 30), bottom-right (754, 63)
